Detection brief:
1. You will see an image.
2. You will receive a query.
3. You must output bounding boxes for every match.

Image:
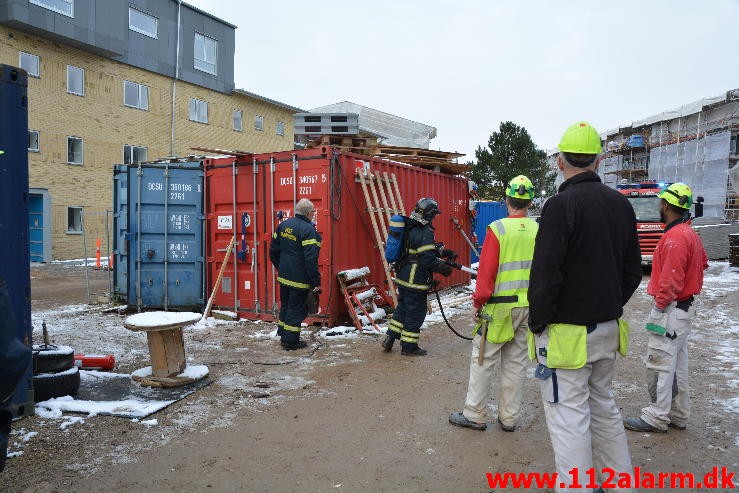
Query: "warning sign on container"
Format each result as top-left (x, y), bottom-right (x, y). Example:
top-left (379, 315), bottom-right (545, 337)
top-left (218, 215), bottom-right (233, 230)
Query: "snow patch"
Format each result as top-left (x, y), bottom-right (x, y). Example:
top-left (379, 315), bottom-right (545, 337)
top-left (131, 364), bottom-right (208, 380)
top-left (339, 267), bottom-right (370, 281)
top-left (124, 311), bottom-right (202, 328)
top-left (32, 344), bottom-right (74, 356)
top-left (36, 395), bottom-right (176, 418)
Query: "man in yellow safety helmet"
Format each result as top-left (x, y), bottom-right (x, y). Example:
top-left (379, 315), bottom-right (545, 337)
top-left (528, 122), bottom-right (642, 492)
top-left (624, 183), bottom-right (707, 433)
top-left (449, 175), bottom-right (538, 432)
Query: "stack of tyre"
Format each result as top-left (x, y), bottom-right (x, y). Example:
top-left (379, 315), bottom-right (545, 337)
top-left (32, 344), bottom-right (80, 402)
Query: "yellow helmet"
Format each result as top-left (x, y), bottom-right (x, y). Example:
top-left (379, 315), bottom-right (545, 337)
top-left (659, 182), bottom-right (693, 209)
top-left (506, 175), bottom-right (534, 199)
top-left (558, 121), bottom-right (602, 154)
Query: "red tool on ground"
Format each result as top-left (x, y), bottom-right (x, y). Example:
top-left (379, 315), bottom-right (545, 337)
top-left (74, 354), bottom-right (116, 371)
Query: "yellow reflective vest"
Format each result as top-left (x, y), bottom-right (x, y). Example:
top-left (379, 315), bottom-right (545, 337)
top-left (475, 217), bottom-right (538, 343)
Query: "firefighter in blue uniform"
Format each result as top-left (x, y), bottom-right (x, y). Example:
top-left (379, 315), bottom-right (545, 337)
top-left (382, 198), bottom-right (454, 356)
top-left (269, 198), bottom-right (321, 350)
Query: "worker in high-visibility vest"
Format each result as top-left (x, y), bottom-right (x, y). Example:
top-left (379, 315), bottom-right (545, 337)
top-left (528, 122), bottom-right (642, 492)
top-left (449, 175), bottom-right (538, 432)
top-left (624, 183), bottom-right (707, 433)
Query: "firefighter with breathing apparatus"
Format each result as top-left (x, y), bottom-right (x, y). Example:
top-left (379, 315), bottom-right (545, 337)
top-left (381, 198), bottom-right (455, 356)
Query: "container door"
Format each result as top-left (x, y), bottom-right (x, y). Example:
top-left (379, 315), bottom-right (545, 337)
top-left (206, 158), bottom-right (261, 315)
top-left (128, 165), bottom-right (204, 309)
top-left (28, 193), bottom-right (44, 262)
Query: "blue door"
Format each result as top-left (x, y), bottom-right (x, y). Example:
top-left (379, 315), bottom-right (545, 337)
top-left (28, 194), bottom-right (44, 262)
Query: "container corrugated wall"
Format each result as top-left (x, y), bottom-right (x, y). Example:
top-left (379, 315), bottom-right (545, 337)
top-left (113, 161), bottom-right (205, 310)
top-left (472, 201), bottom-right (508, 262)
top-left (205, 148), bottom-right (471, 327)
top-left (0, 65), bottom-right (33, 417)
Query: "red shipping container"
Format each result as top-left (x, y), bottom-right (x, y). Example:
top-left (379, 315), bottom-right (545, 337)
top-left (205, 147), bottom-right (471, 327)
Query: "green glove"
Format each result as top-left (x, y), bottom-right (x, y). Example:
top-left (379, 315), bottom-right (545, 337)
top-left (645, 307), bottom-right (674, 338)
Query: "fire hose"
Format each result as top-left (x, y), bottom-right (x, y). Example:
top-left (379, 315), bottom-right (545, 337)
top-left (431, 258), bottom-right (479, 341)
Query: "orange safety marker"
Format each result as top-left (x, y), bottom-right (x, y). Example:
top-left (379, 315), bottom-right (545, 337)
top-left (95, 238), bottom-right (101, 269)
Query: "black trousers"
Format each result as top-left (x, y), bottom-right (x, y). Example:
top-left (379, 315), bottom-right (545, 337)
top-left (0, 407), bottom-right (11, 473)
top-left (387, 287), bottom-right (428, 349)
top-left (278, 284), bottom-right (309, 343)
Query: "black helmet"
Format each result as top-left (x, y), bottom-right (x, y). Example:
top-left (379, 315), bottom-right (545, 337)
top-left (413, 197), bottom-right (441, 222)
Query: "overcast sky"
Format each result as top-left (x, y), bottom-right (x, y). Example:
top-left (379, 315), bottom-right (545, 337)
top-left (185, 0), bottom-right (739, 160)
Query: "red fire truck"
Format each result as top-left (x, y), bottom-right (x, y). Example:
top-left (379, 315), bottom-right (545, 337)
top-left (617, 181), bottom-right (703, 266)
top-left (616, 181), bottom-right (665, 265)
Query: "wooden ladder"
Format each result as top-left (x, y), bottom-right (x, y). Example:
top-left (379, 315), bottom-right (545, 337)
top-left (337, 268), bottom-right (394, 333)
top-left (357, 169), bottom-right (405, 306)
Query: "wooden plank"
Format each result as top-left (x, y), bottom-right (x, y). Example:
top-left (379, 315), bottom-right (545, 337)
top-left (146, 328), bottom-right (186, 378)
top-left (358, 171), bottom-right (397, 305)
top-left (365, 170), bottom-right (389, 241)
top-left (390, 172), bottom-right (405, 216)
top-left (374, 171), bottom-right (394, 221)
top-left (382, 172), bottom-right (400, 216)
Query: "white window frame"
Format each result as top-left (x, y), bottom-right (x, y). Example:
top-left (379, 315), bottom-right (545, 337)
top-left (67, 136), bottom-right (83, 165)
top-left (254, 115), bottom-right (264, 132)
top-left (29, 0), bottom-right (73, 18)
top-left (28, 130), bottom-right (39, 152)
top-left (232, 110), bottom-right (243, 131)
top-left (19, 52), bottom-right (40, 77)
top-left (189, 98), bottom-right (208, 124)
top-left (123, 144), bottom-right (148, 165)
top-left (66, 206), bottom-right (83, 234)
top-left (123, 80), bottom-right (149, 110)
top-left (66, 65), bottom-right (84, 96)
top-left (276, 121), bottom-right (285, 137)
top-left (194, 32), bottom-right (217, 75)
top-left (128, 7), bottom-right (158, 39)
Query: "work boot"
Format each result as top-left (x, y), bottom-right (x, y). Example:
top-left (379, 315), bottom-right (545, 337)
top-left (381, 334), bottom-right (395, 352)
top-left (401, 346), bottom-right (427, 356)
top-left (497, 418), bottom-right (515, 432)
top-left (449, 412), bottom-right (486, 431)
top-left (623, 417), bottom-right (667, 433)
top-left (280, 339), bottom-right (308, 351)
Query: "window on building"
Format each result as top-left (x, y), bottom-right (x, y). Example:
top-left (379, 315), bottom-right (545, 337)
top-left (19, 52), bottom-right (40, 77)
top-left (128, 7), bottom-right (157, 38)
top-left (123, 145), bottom-right (148, 164)
top-left (28, 130), bottom-right (39, 152)
top-left (276, 121), bottom-right (285, 136)
top-left (29, 0), bottom-right (73, 17)
top-left (194, 33), bottom-right (217, 75)
top-left (233, 110), bottom-right (243, 131)
top-left (254, 115), bottom-right (264, 132)
top-left (189, 98), bottom-right (208, 124)
top-left (67, 206), bottom-right (82, 233)
top-left (124, 80), bottom-right (149, 110)
top-left (67, 136), bottom-right (83, 164)
top-left (66, 65), bottom-right (84, 96)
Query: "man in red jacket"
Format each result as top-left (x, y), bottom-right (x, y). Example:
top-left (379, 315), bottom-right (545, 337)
top-left (624, 182), bottom-right (708, 433)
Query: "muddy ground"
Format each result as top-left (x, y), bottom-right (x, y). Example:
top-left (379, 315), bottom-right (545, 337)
top-left (1, 262), bottom-right (737, 493)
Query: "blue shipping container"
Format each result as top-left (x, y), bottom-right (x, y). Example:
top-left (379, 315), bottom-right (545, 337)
top-left (471, 201), bottom-right (508, 263)
top-left (0, 65), bottom-right (33, 417)
top-left (113, 161), bottom-right (205, 310)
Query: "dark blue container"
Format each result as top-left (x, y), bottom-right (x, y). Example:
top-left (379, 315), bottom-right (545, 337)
top-left (471, 201), bottom-right (508, 263)
top-left (628, 134), bottom-right (645, 148)
top-left (0, 65), bottom-right (33, 417)
top-left (113, 160), bottom-right (206, 310)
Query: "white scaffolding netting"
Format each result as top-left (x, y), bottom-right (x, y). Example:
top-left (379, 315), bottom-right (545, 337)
top-left (649, 131), bottom-right (730, 219)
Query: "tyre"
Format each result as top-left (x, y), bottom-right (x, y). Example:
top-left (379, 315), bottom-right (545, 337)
top-left (33, 366), bottom-right (80, 403)
top-left (33, 344), bottom-right (75, 374)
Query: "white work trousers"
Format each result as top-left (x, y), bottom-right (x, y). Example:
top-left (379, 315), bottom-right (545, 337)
top-left (641, 301), bottom-right (694, 430)
top-left (462, 307), bottom-right (529, 428)
top-left (534, 320), bottom-right (633, 493)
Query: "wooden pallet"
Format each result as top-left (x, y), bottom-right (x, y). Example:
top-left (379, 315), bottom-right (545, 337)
top-left (337, 269), bottom-right (394, 333)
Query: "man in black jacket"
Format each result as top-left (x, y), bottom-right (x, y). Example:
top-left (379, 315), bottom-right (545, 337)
top-left (1, 277), bottom-right (32, 473)
top-left (528, 122), bottom-right (642, 492)
top-left (381, 198), bottom-right (453, 356)
top-left (269, 198), bottom-right (321, 350)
